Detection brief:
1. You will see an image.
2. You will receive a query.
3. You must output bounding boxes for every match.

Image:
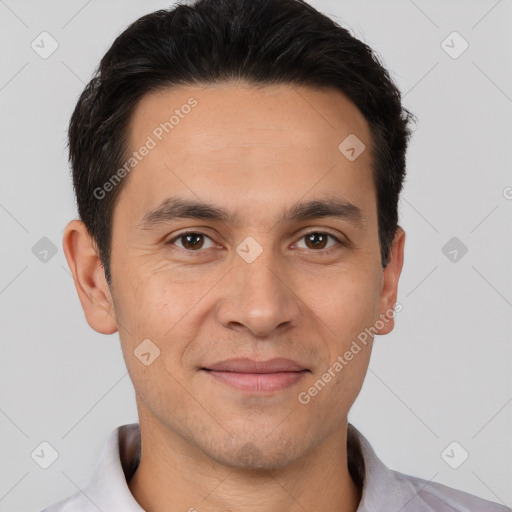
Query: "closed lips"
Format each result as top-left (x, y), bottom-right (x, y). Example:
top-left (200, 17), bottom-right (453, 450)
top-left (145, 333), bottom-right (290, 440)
top-left (201, 357), bottom-right (310, 373)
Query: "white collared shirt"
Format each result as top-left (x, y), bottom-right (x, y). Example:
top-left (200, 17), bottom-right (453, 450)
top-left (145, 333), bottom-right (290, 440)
top-left (40, 423), bottom-right (510, 512)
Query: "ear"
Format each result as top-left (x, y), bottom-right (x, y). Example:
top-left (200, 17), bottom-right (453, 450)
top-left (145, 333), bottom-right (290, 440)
top-left (62, 219), bottom-right (118, 334)
top-left (375, 227), bottom-right (405, 335)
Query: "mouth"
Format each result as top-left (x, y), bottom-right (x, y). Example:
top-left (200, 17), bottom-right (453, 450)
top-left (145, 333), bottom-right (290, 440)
top-left (200, 357), bottom-right (311, 393)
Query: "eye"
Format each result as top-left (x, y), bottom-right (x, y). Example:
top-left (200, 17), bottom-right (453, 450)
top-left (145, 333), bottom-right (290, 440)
top-left (167, 231), bottom-right (216, 251)
top-left (295, 231), bottom-right (343, 253)
top-left (166, 230), bottom-right (345, 254)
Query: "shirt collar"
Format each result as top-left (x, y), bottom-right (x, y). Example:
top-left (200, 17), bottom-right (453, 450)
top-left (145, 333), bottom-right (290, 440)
top-left (82, 422), bottom-right (419, 512)
top-left (347, 423), bottom-right (421, 511)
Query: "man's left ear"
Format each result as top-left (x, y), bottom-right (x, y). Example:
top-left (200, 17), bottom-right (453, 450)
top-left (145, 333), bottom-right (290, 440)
top-left (376, 226), bottom-right (405, 335)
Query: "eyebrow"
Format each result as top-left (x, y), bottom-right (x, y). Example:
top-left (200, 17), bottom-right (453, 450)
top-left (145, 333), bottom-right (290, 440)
top-left (136, 196), bottom-right (365, 231)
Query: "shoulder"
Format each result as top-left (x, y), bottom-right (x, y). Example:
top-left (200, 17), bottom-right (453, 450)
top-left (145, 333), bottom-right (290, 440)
top-left (348, 423), bottom-right (509, 512)
top-left (38, 423), bottom-right (142, 512)
top-left (38, 490), bottom-right (95, 512)
top-left (392, 469), bottom-right (511, 512)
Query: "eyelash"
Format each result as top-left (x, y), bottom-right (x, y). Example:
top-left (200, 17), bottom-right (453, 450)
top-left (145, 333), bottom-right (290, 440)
top-left (166, 229), bottom-right (346, 256)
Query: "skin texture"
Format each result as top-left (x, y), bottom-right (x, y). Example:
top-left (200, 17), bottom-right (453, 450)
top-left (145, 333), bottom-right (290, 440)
top-left (63, 83), bottom-right (405, 512)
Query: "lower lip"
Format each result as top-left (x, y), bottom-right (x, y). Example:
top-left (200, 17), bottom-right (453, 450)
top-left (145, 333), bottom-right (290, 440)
top-left (202, 370), bottom-right (308, 393)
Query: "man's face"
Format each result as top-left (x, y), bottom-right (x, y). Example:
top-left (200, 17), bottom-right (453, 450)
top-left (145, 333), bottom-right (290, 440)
top-left (106, 84), bottom-right (402, 468)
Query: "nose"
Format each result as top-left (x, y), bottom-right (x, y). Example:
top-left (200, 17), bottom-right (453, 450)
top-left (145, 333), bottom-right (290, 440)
top-left (215, 249), bottom-right (303, 338)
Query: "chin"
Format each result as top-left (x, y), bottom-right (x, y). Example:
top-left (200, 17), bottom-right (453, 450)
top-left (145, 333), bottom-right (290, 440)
top-left (203, 433), bottom-right (305, 471)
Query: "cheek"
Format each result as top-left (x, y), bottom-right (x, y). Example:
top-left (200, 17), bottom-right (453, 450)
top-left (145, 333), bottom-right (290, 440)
top-left (114, 258), bottom-right (191, 332)
top-left (301, 274), bottom-right (378, 412)
top-left (309, 265), bottom-right (382, 341)
top-left (114, 276), bottom-right (194, 416)
top-left (329, 345), bottom-right (372, 410)
top-left (114, 269), bottom-right (209, 378)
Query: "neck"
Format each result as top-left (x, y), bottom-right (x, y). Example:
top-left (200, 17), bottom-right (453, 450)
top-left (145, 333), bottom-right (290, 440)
top-left (128, 411), bottom-right (362, 512)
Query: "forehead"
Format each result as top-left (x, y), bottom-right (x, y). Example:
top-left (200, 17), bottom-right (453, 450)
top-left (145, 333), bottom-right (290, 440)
top-left (128, 83), bottom-right (371, 153)
top-left (117, 83), bottom-right (376, 227)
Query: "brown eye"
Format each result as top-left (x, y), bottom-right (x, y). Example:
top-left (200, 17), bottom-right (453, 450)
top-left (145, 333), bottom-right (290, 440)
top-left (168, 232), bottom-right (215, 251)
top-left (305, 232), bottom-right (328, 250)
top-left (296, 231), bottom-right (342, 252)
top-left (167, 230), bottom-right (343, 255)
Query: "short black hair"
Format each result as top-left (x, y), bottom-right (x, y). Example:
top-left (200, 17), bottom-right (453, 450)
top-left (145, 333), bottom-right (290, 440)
top-left (68, 0), bottom-right (416, 286)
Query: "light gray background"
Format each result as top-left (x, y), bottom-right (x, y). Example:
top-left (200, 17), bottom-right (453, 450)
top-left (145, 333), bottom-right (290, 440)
top-left (0, 0), bottom-right (511, 510)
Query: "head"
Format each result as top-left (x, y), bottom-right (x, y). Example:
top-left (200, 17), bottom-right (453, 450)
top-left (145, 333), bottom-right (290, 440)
top-left (64, 0), bottom-right (414, 470)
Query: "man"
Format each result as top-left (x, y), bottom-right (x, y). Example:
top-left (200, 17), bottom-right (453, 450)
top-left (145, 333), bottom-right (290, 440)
top-left (41, 0), bottom-right (509, 510)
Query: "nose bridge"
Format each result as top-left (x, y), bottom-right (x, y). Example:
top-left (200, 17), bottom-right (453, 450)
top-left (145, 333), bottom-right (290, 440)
top-left (215, 238), bottom-right (303, 336)
top-left (240, 246), bottom-right (283, 301)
